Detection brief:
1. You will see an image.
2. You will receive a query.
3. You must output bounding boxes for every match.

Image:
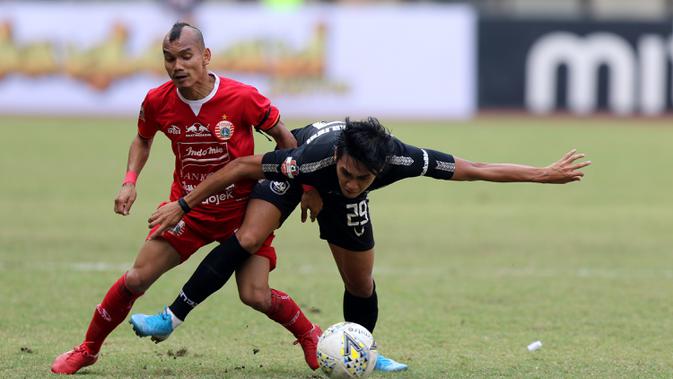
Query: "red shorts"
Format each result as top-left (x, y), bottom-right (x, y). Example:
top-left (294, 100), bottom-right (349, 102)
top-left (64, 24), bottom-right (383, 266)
top-left (146, 202), bottom-right (277, 270)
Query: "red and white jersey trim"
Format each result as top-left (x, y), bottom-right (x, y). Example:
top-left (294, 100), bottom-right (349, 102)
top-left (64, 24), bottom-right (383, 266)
top-left (176, 73), bottom-right (220, 117)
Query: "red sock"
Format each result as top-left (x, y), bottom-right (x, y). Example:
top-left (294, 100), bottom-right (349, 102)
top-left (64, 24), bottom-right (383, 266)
top-left (266, 289), bottom-right (313, 338)
top-left (82, 273), bottom-right (143, 354)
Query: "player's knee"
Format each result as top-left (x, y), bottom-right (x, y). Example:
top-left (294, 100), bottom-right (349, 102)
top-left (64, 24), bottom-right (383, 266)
top-left (124, 269), bottom-right (153, 293)
top-left (239, 286), bottom-right (271, 312)
top-left (235, 230), bottom-right (265, 254)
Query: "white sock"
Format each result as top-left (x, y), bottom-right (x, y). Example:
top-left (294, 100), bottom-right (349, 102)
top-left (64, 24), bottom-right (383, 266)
top-left (166, 308), bottom-right (183, 329)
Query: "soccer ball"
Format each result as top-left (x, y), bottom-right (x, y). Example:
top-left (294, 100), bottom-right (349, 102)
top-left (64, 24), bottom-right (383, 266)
top-left (316, 322), bottom-right (378, 379)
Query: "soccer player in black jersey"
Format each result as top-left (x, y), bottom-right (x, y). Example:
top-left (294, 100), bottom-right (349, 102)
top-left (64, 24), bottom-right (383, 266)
top-left (133, 117), bottom-right (590, 372)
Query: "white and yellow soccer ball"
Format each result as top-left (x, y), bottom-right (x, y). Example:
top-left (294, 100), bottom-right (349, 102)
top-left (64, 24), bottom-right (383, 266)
top-left (316, 322), bottom-right (378, 379)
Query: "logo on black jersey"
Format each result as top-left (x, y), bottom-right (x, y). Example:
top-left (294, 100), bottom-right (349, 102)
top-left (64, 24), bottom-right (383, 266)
top-left (281, 157), bottom-right (299, 179)
top-left (270, 181), bottom-right (290, 195)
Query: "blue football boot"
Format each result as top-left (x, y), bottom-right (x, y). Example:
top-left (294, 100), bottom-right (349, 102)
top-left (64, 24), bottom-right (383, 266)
top-left (375, 354), bottom-right (408, 372)
top-left (130, 307), bottom-right (174, 343)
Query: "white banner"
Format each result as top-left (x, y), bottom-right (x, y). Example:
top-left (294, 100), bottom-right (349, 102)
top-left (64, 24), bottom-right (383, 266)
top-left (0, 3), bottom-right (475, 119)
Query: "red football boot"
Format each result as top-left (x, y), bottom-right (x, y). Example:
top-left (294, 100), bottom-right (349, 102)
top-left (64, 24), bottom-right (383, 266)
top-left (51, 344), bottom-right (98, 374)
top-left (293, 324), bottom-right (322, 370)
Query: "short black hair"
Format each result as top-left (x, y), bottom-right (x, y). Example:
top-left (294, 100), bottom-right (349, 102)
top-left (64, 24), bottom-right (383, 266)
top-left (335, 117), bottom-right (393, 175)
top-left (168, 22), bottom-right (204, 49)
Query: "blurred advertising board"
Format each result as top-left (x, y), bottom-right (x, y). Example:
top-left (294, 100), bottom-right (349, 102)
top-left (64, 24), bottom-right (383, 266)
top-left (0, 2), bottom-right (476, 119)
top-left (479, 19), bottom-right (673, 116)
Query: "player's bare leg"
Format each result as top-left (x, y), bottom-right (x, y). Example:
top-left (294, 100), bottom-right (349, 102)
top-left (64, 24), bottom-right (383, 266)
top-left (329, 243), bottom-right (407, 372)
top-left (329, 243), bottom-right (375, 298)
top-left (52, 240), bottom-right (181, 374)
top-left (126, 239), bottom-right (183, 293)
top-left (236, 255), bottom-right (273, 313)
top-left (236, 200), bottom-right (321, 370)
top-left (236, 254), bottom-right (321, 370)
top-left (236, 198), bottom-right (282, 253)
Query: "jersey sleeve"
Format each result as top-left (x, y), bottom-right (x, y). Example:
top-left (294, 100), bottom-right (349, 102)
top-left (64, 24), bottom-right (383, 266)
top-left (137, 94), bottom-right (160, 139)
top-left (261, 148), bottom-right (303, 181)
top-left (244, 86), bottom-right (280, 132)
top-left (261, 143), bottom-right (335, 183)
top-left (384, 138), bottom-right (456, 182)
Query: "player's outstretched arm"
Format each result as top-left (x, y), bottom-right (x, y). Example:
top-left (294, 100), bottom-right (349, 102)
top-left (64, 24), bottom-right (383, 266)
top-left (147, 154), bottom-right (265, 239)
top-left (452, 149), bottom-right (591, 184)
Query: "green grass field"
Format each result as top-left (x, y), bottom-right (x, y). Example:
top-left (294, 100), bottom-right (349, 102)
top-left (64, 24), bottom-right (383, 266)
top-left (1, 116), bottom-right (672, 378)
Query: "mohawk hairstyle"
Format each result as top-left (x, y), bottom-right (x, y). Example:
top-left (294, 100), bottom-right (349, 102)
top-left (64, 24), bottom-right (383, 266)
top-left (168, 22), bottom-right (205, 49)
top-left (336, 117), bottom-right (394, 175)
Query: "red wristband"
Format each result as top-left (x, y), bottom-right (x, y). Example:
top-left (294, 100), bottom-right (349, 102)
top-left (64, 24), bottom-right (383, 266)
top-left (302, 184), bottom-right (315, 193)
top-left (122, 171), bottom-right (138, 186)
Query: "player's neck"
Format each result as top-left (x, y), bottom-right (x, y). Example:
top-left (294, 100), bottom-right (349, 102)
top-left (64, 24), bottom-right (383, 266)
top-left (178, 73), bottom-right (215, 101)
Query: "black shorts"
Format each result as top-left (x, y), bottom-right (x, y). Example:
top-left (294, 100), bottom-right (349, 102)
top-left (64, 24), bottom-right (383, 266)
top-left (251, 180), bottom-right (375, 251)
top-left (317, 192), bottom-right (375, 252)
top-left (250, 180), bottom-right (303, 225)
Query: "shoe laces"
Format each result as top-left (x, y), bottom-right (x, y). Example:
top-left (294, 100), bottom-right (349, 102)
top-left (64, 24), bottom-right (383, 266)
top-left (158, 307), bottom-right (171, 321)
top-left (69, 345), bottom-right (96, 360)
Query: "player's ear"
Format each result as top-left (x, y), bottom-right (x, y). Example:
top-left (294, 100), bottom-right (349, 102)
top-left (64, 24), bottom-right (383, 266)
top-left (202, 48), bottom-right (211, 66)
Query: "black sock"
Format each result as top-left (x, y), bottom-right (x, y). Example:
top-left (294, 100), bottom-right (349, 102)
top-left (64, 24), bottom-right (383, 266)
top-left (343, 281), bottom-right (378, 333)
top-left (169, 235), bottom-right (250, 321)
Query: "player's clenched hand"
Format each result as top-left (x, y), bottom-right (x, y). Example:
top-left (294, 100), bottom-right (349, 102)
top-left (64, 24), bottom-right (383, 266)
top-left (542, 149), bottom-right (591, 184)
top-left (147, 201), bottom-right (184, 239)
top-left (300, 188), bottom-right (323, 223)
top-left (114, 184), bottom-right (137, 215)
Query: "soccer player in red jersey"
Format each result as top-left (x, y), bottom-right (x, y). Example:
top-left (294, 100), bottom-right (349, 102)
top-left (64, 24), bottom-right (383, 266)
top-left (51, 22), bottom-right (320, 374)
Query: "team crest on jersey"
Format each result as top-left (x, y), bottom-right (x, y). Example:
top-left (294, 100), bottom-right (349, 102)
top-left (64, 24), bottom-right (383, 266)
top-left (270, 181), bottom-right (290, 195)
top-left (215, 120), bottom-right (235, 141)
top-left (281, 157), bottom-right (299, 179)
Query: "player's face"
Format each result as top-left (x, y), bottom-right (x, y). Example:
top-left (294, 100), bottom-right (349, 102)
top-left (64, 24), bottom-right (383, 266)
top-left (335, 154), bottom-right (376, 198)
top-left (162, 32), bottom-right (210, 90)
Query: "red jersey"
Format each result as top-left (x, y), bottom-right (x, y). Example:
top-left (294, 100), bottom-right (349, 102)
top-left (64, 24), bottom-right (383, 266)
top-left (137, 74), bottom-right (280, 223)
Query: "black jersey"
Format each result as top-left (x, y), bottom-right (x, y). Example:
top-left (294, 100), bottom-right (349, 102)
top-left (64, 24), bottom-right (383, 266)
top-left (261, 120), bottom-right (457, 197)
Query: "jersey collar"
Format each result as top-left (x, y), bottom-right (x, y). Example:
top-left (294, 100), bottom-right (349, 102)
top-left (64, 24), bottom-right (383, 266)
top-left (176, 72), bottom-right (220, 117)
